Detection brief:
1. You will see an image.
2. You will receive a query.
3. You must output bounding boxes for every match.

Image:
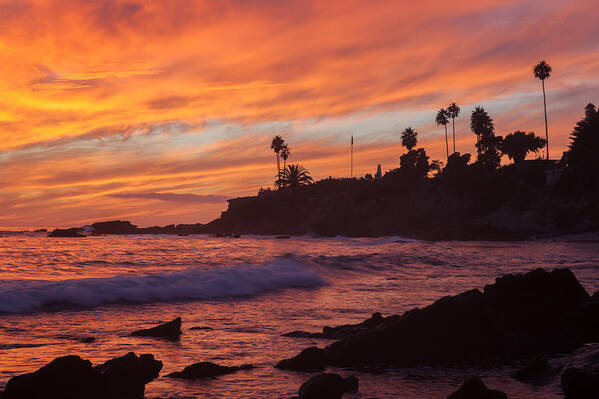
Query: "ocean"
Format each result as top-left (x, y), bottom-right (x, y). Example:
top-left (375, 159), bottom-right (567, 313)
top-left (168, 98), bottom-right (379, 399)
top-left (0, 234), bottom-right (597, 398)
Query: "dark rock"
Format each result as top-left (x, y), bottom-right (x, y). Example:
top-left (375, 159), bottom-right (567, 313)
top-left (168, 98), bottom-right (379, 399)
top-left (275, 347), bottom-right (328, 371)
top-left (283, 331), bottom-right (322, 338)
top-left (561, 368), bottom-right (599, 399)
top-left (321, 312), bottom-right (385, 339)
top-left (92, 352), bottom-right (162, 398)
top-left (556, 344), bottom-right (599, 372)
top-left (48, 228), bottom-right (84, 237)
top-left (166, 362), bottom-right (252, 379)
top-left (298, 373), bottom-right (358, 399)
top-left (513, 355), bottom-right (555, 383)
top-left (2, 355), bottom-right (94, 399)
top-left (275, 235), bottom-right (291, 239)
top-left (91, 220), bottom-right (138, 235)
top-left (283, 313), bottom-right (386, 340)
top-left (447, 377), bottom-right (507, 399)
top-left (279, 268), bottom-right (594, 369)
top-left (189, 326), bottom-right (213, 331)
top-left (130, 317), bottom-right (182, 340)
top-left (1, 352), bottom-right (162, 399)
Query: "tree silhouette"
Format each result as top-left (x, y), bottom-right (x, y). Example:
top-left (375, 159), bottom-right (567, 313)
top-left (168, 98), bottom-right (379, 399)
top-left (436, 108), bottom-right (449, 159)
top-left (443, 152), bottom-right (471, 175)
top-left (446, 103), bottom-right (460, 154)
top-left (560, 103), bottom-right (599, 200)
top-left (271, 136), bottom-right (285, 185)
top-left (470, 107), bottom-right (502, 169)
top-left (400, 148), bottom-right (430, 179)
top-left (568, 103), bottom-right (598, 175)
top-left (274, 164), bottom-right (314, 191)
top-left (500, 131), bottom-right (546, 164)
top-left (401, 127), bottom-right (418, 150)
top-left (534, 60), bottom-right (552, 159)
top-left (280, 143), bottom-right (290, 170)
top-left (271, 136), bottom-right (284, 174)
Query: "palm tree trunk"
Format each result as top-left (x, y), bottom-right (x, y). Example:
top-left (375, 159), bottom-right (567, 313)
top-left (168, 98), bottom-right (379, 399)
top-left (452, 117), bottom-right (456, 154)
top-left (276, 153), bottom-right (280, 177)
top-left (542, 79), bottom-right (549, 160)
top-left (444, 124), bottom-right (449, 159)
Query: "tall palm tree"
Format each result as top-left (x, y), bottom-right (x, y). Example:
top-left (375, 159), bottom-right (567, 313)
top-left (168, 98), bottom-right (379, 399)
top-left (400, 127), bottom-right (418, 150)
top-left (436, 108), bottom-right (449, 159)
top-left (470, 106), bottom-right (494, 151)
top-left (470, 106), bottom-right (501, 169)
top-left (534, 60), bottom-right (552, 159)
top-left (280, 143), bottom-right (290, 170)
top-left (446, 103), bottom-right (460, 154)
top-left (274, 164), bottom-right (314, 191)
top-left (270, 136), bottom-right (284, 177)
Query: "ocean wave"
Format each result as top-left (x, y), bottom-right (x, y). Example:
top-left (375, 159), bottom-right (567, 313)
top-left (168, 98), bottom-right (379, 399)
top-left (0, 258), bottom-right (326, 313)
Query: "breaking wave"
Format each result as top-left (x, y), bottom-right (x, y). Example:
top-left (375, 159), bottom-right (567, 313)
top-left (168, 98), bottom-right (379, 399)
top-left (0, 258), bottom-right (326, 313)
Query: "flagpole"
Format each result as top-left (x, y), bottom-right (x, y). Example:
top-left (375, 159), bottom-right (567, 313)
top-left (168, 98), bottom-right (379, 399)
top-left (350, 134), bottom-right (354, 178)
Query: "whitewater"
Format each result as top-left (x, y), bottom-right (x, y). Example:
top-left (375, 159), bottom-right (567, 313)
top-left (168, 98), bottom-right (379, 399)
top-left (0, 234), bottom-right (597, 398)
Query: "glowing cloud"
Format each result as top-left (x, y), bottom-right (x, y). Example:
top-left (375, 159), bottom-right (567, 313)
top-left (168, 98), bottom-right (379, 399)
top-left (0, 0), bottom-right (598, 228)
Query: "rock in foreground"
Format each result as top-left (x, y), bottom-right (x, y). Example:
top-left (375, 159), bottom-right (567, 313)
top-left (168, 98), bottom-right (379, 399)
top-left (279, 268), bottom-right (597, 369)
top-left (130, 317), bottom-right (182, 340)
top-left (561, 368), bottom-right (599, 399)
top-left (297, 373), bottom-right (358, 399)
top-left (1, 352), bottom-right (162, 399)
top-left (275, 346), bottom-right (328, 371)
top-left (166, 362), bottom-right (252, 379)
top-left (447, 377), bottom-right (507, 399)
top-left (513, 356), bottom-right (555, 384)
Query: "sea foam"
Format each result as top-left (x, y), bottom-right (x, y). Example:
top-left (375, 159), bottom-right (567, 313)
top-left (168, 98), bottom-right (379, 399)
top-left (0, 258), bottom-right (326, 313)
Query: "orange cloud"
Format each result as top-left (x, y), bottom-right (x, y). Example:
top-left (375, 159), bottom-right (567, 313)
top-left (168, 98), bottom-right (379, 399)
top-left (0, 0), bottom-right (597, 228)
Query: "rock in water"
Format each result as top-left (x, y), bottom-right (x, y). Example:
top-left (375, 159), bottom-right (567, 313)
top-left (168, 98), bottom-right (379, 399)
top-left (48, 228), bottom-right (85, 237)
top-left (90, 220), bottom-right (138, 235)
top-left (166, 362), bottom-right (252, 379)
top-left (275, 347), bottom-right (328, 371)
top-left (561, 368), bottom-right (599, 399)
top-left (298, 373), bottom-right (358, 399)
top-left (513, 356), bottom-right (555, 384)
top-left (447, 377), bottom-right (507, 399)
top-left (92, 352), bottom-right (162, 398)
top-left (130, 317), bottom-right (182, 340)
top-left (1, 352), bottom-right (162, 399)
top-left (2, 356), bottom-right (94, 399)
top-left (279, 268), bottom-right (595, 369)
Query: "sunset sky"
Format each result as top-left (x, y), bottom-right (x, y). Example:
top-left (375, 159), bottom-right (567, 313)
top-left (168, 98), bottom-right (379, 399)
top-left (1, 0), bottom-right (598, 229)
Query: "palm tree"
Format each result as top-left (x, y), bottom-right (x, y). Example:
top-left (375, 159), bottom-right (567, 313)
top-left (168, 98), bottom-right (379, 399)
top-left (436, 108), bottom-right (449, 158)
top-left (470, 106), bottom-right (494, 150)
top-left (271, 136), bottom-right (284, 177)
top-left (274, 164), bottom-right (314, 191)
top-left (280, 143), bottom-right (290, 170)
top-left (400, 127), bottom-right (418, 150)
top-left (534, 60), bottom-right (552, 159)
top-left (470, 106), bottom-right (501, 169)
top-left (446, 103), bottom-right (460, 154)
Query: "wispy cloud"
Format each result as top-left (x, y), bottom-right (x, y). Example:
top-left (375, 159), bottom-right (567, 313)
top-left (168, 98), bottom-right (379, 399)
top-left (0, 0), bottom-right (597, 228)
top-left (111, 192), bottom-right (227, 203)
